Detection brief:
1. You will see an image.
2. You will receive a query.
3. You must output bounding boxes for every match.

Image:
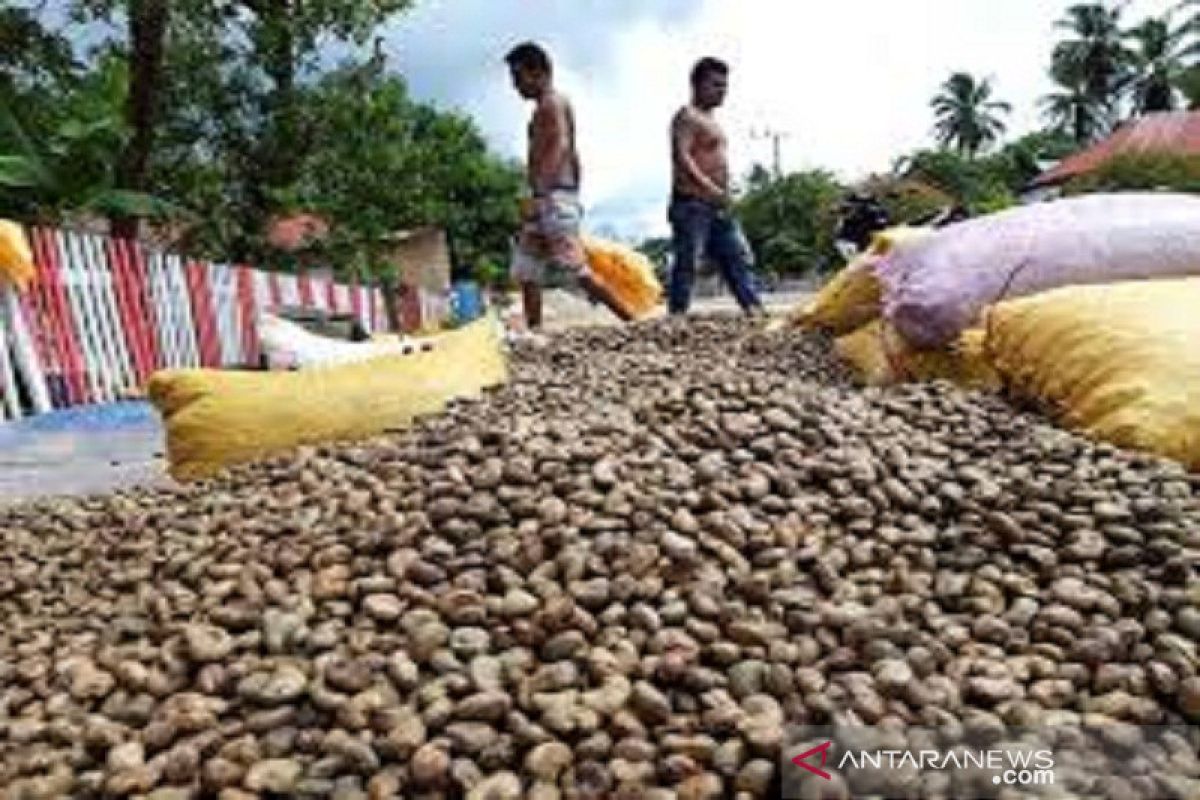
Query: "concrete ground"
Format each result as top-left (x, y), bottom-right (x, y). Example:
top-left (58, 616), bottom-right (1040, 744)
top-left (0, 291), bottom-right (810, 503)
top-left (0, 403), bottom-right (172, 504)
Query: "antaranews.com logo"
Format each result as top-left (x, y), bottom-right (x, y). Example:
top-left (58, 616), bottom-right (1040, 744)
top-left (782, 724), bottom-right (1199, 800)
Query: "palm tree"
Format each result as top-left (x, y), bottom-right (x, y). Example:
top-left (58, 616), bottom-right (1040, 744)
top-left (1170, 0), bottom-right (1200, 108)
top-left (1051, 3), bottom-right (1134, 126)
top-left (1126, 17), bottom-right (1189, 113)
top-left (1041, 60), bottom-right (1110, 144)
top-left (931, 72), bottom-right (1012, 158)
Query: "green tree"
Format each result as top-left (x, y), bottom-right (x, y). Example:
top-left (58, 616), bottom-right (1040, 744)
top-left (1179, 68), bottom-right (1200, 108)
top-left (1126, 16), bottom-right (1189, 113)
top-left (736, 169), bottom-right (844, 276)
top-left (1041, 61), bottom-right (1110, 144)
top-left (90, 0), bottom-right (173, 238)
top-left (298, 66), bottom-right (521, 282)
top-left (931, 72), bottom-right (1011, 157)
top-left (0, 54), bottom-right (180, 223)
top-left (857, 175), bottom-right (955, 226)
top-left (988, 130), bottom-right (1079, 190)
top-left (1, 4), bottom-right (77, 102)
top-left (233, 0), bottom-right (413, 211)
top-left (1049, 3), bottom-right (1133, 133)
top-left (894, 149), bottom-right (1014, 211)
top-left (1171, 0), bottom-right (1200, 107)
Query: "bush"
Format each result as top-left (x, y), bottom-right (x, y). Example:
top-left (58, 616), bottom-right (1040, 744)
top-left (858, 176), bottom-right (955, 226)
top-left (736, 169), bottom-right (844, 276)
top-left (1065, 152), bottom-right (1200, 195)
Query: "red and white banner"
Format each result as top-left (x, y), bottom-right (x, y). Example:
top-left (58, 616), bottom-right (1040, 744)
top-left (0, 224), bottom-right (391, 420)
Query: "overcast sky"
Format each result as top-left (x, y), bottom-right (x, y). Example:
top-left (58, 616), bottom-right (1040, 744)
top-left (382, 0), bottom-right (1174, 240)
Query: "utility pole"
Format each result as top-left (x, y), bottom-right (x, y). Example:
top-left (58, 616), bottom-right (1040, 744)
top-left (751, 127), bottom-right (790, 179)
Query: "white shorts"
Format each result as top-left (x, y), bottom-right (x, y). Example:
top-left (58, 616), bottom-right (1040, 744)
top-left (511, 192), bottom-right (588, 284)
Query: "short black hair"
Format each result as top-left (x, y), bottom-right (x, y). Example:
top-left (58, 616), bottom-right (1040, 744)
top-left (506, 42), bottom-right (552, 74)
top-left (691, 57), bottom-right (729, 87)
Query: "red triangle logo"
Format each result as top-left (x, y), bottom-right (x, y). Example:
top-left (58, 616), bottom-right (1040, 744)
top-left (792, 740), bottom-right (833, 780)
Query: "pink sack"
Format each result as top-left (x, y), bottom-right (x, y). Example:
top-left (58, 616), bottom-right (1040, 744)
top-left (875, 193), bottom-right (1200, 348)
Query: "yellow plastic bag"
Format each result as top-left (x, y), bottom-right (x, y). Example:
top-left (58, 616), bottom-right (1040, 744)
top-left (793, 227), bottom-right (931, 334)
top-left (149, 315), bottom-right (508, 481)
top-left (981, 278), bottom-right (1200, 470)
top-left (0, 220), bottom-right (35, 288)
top-left (582, 236), bottom-right (663, 321)
top-left (835, 319), bottom-right (998, 390)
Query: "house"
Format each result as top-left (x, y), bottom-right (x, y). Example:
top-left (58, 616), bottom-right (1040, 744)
top-left (1027, 111), bottom-right (1200, 198)
top-left (382, 226), bottom-right (452, 332)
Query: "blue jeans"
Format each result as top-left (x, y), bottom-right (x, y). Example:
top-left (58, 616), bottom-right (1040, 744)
top-left (668, 197), bottom-right (763, 314)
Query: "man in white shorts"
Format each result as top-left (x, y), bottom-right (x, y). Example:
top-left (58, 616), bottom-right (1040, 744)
top-left (505, 42), bottom-right (631, 332)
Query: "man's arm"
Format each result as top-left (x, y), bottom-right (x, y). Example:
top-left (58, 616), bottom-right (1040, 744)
top-left (671, 111), bottom-right (727, 204)
top-left (529, 96), bottom-right (570, 196)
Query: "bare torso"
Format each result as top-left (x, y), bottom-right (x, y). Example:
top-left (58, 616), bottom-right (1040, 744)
top-left (672, 105), bottom-right (728, 199)
top-left (528, 90), bottom-right (580, 194)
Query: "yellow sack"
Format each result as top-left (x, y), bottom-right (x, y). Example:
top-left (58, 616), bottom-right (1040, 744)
top-left (835, 319), bottom-right (998, 390)
top-left (582, 236), bottom-right (663, 321)
top-left (0, 220), bottom-right (36, 288)
top-left (149, 315), bottom-right (508, 481)
top-left (981, 278), bottom-right (1200, 470)
top-left (793, 227), bottom-right (931, 334)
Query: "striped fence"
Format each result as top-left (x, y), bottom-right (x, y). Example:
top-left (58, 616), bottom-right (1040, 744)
top-left (0, 225), bottom-right (391, 422)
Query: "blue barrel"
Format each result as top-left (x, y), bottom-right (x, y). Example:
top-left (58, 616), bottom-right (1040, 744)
top-left (451, 281), bottom-right (484, 323)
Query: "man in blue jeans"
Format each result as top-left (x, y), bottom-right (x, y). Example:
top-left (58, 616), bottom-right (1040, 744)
top-left (668, 57), bottom-right (766, 317)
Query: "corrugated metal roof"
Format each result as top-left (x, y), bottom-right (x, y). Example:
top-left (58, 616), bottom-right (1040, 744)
top-left (1033, 111), bottom-right (1200, 187)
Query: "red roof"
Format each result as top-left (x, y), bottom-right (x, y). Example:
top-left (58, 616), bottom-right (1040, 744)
top-left (266, 212), bottom-right (330, 251)
top-left (1032, 111), bottom-right (1200, 187)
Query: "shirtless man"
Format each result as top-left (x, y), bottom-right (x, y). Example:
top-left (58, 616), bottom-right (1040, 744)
top-left (504, 42), bottom-right (631, 332)
top-left (668, 57), bottom-right (765, 316)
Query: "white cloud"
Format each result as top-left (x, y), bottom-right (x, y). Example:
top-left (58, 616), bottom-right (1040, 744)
top-left (386, 0), bottom-right (1177, 239)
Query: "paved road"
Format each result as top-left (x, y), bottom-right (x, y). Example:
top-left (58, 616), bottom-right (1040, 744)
top-left (0, 403), bottom-right (171, 504)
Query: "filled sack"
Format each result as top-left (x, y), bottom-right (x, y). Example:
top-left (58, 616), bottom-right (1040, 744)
top-left (875, 193), bottom-right (1200, 348)
top-left (258, 312), bottom-right (430, 370)
top-left (582, 236), bottom-right (664, 321)
top-left (834, 319), bottom-right (997, 390)
top-left (980, 277), bottom-right (1200, 470)
top-left (149, 315), bottom-right (507, 480)
top-left (792, 226), bottom-right (931, 334)
top-left (0, 220), bottom-right (35, 288)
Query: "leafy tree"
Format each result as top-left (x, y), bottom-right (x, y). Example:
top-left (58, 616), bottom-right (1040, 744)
top-left (894, 149), bottom-right (1014, 211)
top-left (931, 72), bottom-right (1011, 157)
top-left (92, 0), bottom-right (173, 238)
top-left (1048, 3), bottom-right (1133, 134)
top-left (1126, 16), bottom-right (1189, 113)
top-left (1, 4), bottom-right (78, 100)
top-left (0, 54), bottom-right (180, 224)
top-left (1167, 1), bottom-right (1200, 106)
top-left (230, 0), bottom-right (413, 211)
top-left (297, 66), bottom-right (521, 281)
top-left (856, 176), bottom-right (955, 226)
top-left (736, 169), bottom-right (844, 276)
top-left (1041, 60), bottom-right (1110, 144)
top-left (988, 130), bottom-right (1079, 190)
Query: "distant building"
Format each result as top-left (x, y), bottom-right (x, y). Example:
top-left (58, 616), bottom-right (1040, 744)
top-left (1028, 111), bottom-right (1200, 195)
top-left (382, 226), bottom-right (452, 332)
